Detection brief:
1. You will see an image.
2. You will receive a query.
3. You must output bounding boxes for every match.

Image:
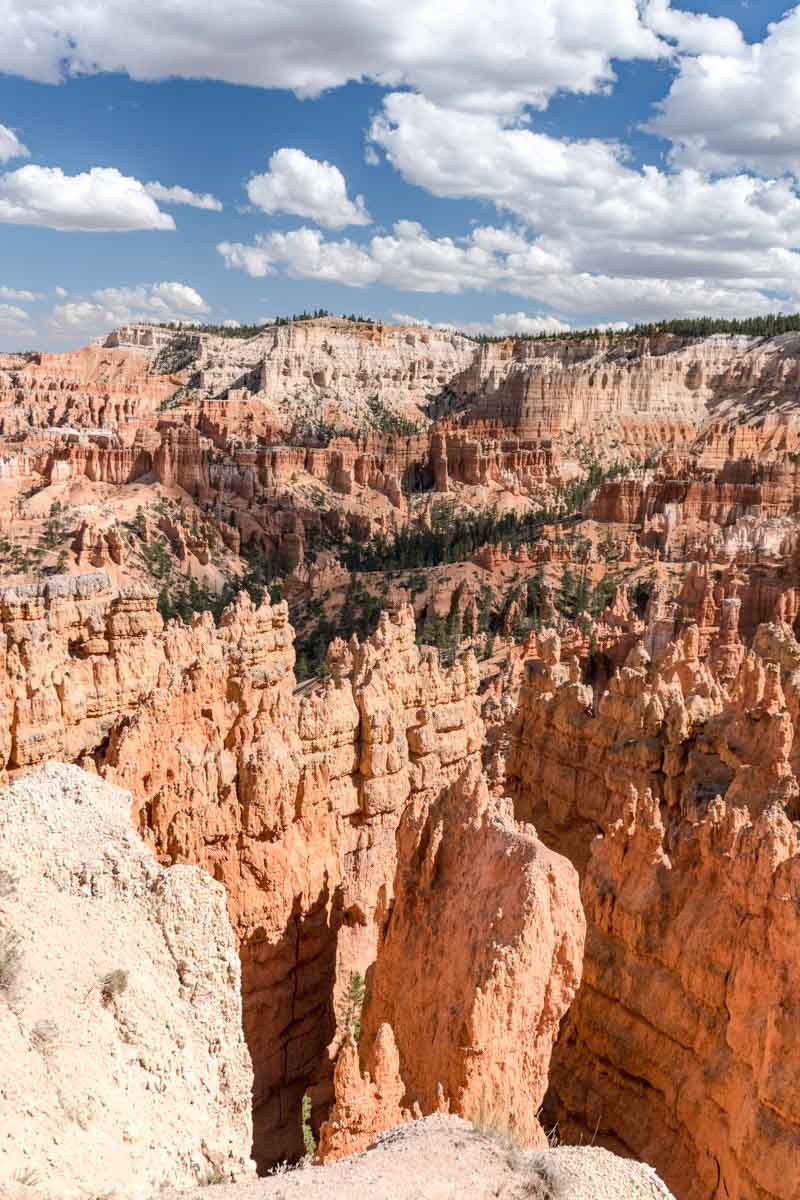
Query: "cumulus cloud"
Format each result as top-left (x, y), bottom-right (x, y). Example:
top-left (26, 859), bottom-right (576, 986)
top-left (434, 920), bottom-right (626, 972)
top-left (0, 0), bottom-right (664, 113)
top-left (0, 303), bottom-right (34, 338)
top-left (369, 91), bottom-right (800, 264)
top-left (0, 285), bottom-right (38, 301)
top-left (0, 165), bottom-right (175, 231)
top-left (218, 218), bottom-right (800, 324)
top-left (144, 181), bottom-right (223, 211)
top-left (50, 280), bottom-right (208, 335)
top-left (642, 0), bottom-right (745, 58)
top-left (353, 92), bottom-right (800, 317)
top-left (458, 312), bottom-right (571, 336)
top-left (646, 7), bottom-right (800, 177)
top-left (246, 149), bottom-right (369, 228)
top-left (219, 222), bottom-right (503, 292)
top-left (0, 123), bottom-right (29, 163)
top-left (393, 311), bottom-right (571, 335)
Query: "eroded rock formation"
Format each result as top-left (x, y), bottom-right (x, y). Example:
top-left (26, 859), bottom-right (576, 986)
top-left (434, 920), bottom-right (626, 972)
top-left (508, 621), bottom-right (800, 1200)
top-left (319, 765), bottom-right (585, 1159)
top-left (0, 575), bottom-right (500, 1165)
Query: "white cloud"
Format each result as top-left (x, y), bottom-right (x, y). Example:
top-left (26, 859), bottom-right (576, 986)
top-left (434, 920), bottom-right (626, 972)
top-left (222, 318), bottom-right (241, 328)
top-left (458, 312), bottom-right (571, 336)
top-left (0, 123), bottom-right (29, 163)
top-left (391, 313), bottom-right (453, 329)
top-left (50, 280), bottom-right (209, 335)
top-left (393, 310), bottom-right (571, 336)
top-left (0, 0), bottom-right (664, 113)
top-left (646, 7), bottom-right (800, 177)
top-left (0, 303), bottom-right (34, 337)
top-left (93, 281), bottom-right (208, 314)
top-left (356, 92), bottom-right (800, 317)
top-left (0, 285), bottom-right (37, 301)
top-left (0, 165), bottom-right (175, 231)
top-left (219, 222), bottom-right (504, 292)
top-left (246, 149), bottom-right (370, 228)
top-left (144, 181), bottom-right (223, 211)
top-left (642, 0), bottom-right (745, 58)
top-left (54, 286), bottom-right (68, 297)
top-left (218, 218), bottom-right (800, 324)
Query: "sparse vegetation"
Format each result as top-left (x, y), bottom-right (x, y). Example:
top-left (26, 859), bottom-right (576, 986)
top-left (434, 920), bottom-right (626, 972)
top-left (100, 968), bottom-right (128, 1002)
top-left (30, 1019), bottom-right (59, 1053)
top-left (343, 971), bottom-right (366, 1044)
top-left (365, 394), bottom-right (425, 437)
top-left (154, 310), bottom-right (377, 340)
top-left (464, 312), bottom-right (800, 344)
top-left (13, 1168), bottom-right (41, 1187)
top-left (339, 467), bottom-right (627, 574)
top-left (301, 1092), bottom-right (317, 1158)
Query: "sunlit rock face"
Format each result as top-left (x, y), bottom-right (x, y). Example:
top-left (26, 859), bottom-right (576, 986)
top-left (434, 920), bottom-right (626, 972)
top-left (508, 621), bottom-right (800, 1200)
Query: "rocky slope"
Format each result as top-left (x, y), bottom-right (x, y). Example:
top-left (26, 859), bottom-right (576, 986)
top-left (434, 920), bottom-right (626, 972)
top-left (0, 762), bottom-right (253, 1198)
top-left (167, 1115), bottom-right (675, 1200)
top-left (320, 764), bottom-right (584, 1159)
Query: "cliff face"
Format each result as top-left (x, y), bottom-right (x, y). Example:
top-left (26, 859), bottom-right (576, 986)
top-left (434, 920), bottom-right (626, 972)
top-left (0, 762), bottom-right (254, 1198)
top-left (463, 332), bottom-right (800, 452)
top-left (352, 764), bottom-right (584, 1149)
top-left (106, 602), bottom-right (486, 1165)
top-left (0, 575), bottom-right (500, 1165)
top-left (507, 622), bottom-right (800, 1200)
top-left (107, 317), bottom-right (479, 433)
top-left (0, 345), bottom-right (178, 437)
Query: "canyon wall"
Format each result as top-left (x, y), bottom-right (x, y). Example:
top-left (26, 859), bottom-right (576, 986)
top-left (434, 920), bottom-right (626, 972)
top-left (0, 571), bottom-right (589, 1173)
top-left (462, 332), bottom-right (800, 453)
top-left (507, 623), bottom-right (800, 1200)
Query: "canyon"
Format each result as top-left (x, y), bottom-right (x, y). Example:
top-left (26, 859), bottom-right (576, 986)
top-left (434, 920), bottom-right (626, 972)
top-left (2, 317), bottom-right (800, 1198)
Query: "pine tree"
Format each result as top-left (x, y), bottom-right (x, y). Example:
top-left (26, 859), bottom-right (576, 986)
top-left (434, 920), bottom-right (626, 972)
top-left (343, 972), bottom-right (366, 1043)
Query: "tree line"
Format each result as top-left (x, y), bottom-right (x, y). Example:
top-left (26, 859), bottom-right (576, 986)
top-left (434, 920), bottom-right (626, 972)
top-left (153, 310), bottom-right (378, 339)
top-left (465, 313), bottom-right (800, 344)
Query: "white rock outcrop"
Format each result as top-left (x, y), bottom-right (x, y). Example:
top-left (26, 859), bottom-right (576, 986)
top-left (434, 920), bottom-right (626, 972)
top-left (0, 763), bottom-right (254, 1199)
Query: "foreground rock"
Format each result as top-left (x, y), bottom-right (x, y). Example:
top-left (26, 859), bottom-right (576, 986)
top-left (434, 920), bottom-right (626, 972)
top-left (167, 1115), bottom-right (675, 1200)
top-left (0, 763), bottom-right (254, 1199)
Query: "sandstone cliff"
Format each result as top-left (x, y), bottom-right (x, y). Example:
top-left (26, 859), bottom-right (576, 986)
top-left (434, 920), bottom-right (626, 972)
top-left (0, 762), bottom-right (253, 1198)
top-left (508, 622), bottom-right (800, 1200)
top-left (319, 764), bottom-right (585, 1159)
top-left (0, 575), bottom-right (493, 1165)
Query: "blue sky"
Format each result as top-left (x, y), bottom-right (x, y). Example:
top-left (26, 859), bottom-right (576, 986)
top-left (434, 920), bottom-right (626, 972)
top-left (1, 0), bottom-right (799, 348)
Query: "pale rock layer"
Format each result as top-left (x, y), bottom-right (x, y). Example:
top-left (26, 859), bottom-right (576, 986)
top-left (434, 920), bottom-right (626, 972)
top-left (0, 762), bottom-right (254, 1199)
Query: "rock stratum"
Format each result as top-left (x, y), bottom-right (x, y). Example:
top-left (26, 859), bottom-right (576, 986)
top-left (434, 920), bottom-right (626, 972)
top-left (3, 317), bottom-right (800, 1199)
